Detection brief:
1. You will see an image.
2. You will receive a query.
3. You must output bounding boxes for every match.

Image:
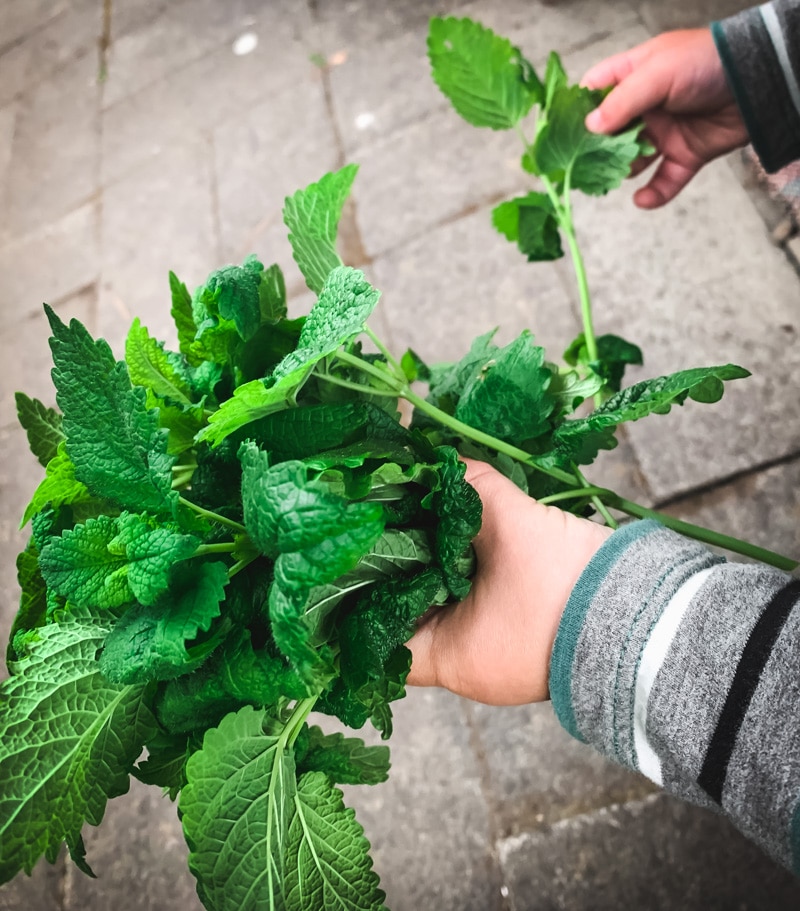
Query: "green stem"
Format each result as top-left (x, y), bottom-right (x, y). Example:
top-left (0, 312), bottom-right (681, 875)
top-left (316, 371), bottom-right (399, 398)
top-left (609, 495), bottom-right (798, 571)
top-left (364, 325), bottom-right (405, 379)
top-left (179, 497), bottom-right (248, 534)
top-left (228, 555), bottom-right (259, 578)
top-left (538, 486), bottom-right (608, 506)
top-left (573, 466), bottom-right (618, 529)
top-left (194, 542), bottom-right (238, 556)
top-left (336, 349), bottom-right (401, 390)
top-left (281, 696), bottom-right (318, 750)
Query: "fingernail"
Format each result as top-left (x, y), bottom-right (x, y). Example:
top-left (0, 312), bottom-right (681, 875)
top-left (585, 109), bottom-right (601, 132)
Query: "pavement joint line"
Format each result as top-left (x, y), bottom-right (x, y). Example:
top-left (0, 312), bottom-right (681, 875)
top-left (652, 448), bottom-right (800, 513)
top-left (496, 791), bottom-right (665, 856)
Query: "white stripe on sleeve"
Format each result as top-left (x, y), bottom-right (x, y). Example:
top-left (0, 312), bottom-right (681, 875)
top-left (632, 567), bottom-right (716, 785)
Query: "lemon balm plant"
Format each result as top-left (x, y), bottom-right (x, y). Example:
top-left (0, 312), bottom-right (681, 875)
top-left (0, 16), bottom-right (794, 911)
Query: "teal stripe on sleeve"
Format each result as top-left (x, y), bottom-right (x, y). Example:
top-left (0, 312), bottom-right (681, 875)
top-left (549, 520), bottom-right (662, 742)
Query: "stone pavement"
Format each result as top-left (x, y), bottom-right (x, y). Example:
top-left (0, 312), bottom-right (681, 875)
top-left (2, 1), bottom-right (800, 909)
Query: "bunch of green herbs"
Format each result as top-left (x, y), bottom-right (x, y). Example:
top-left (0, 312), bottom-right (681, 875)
top-left (0, 16), bottom-right (794, 911)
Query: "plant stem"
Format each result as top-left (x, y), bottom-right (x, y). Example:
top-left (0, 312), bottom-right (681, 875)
top-left (194, 542), bottom-right (238, 556)
top-left (316, 371), bottom-right (399, 398)
top-left (336, 349), bottom-right (400, 389)
top-left (574, 465), bottom-right (618, 529)
top-left (179, 497), bottom-right (248, 534)
top-left (364, 325), bottom-right (405, 379)
top-left (282, 696), bottom-right (318, 749)
top-left (538, 486), bottom-right (608, 506)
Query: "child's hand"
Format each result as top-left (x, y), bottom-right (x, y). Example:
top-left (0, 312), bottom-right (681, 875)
top-left (407, 460), bottom-right (612, 705)
top-left (582, 29), bottom-right (749, 208)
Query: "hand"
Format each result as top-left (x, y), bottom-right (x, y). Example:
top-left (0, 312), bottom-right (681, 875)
top-left (407, 460), bottom-right (612, 705)
top-left (582, 29), bottom-right (749, 208)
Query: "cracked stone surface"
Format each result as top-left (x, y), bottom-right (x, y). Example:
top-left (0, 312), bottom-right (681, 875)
top-left (1, 2), bottom-right (799, 909)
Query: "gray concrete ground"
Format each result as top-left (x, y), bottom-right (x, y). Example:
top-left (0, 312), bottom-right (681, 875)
top-left (2, 1), bottom-right (800, 909)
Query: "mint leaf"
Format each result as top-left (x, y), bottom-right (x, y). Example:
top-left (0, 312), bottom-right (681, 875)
top-left (492, 192), bottom-right (563, 262)
top-left (545, 365), bottom-right (750, 467)
top-left (46, 306), bottom-right (178, 516)
top-left (454, 331), bottom-right (555, 444)
top-left (428, 17), bottom-right (539, 129)
top-left (20, 442), bottom-right (94, 528)
top-left (169, 270), bottom-right (197, 362)
top-left (15, 392), bottom-right (64, 467)
top-left (285, 772), bottom-right (387, 910)
top-left (202, 255), bottom-right (265, 342)
top-left (298, 726), bottom-right (390, 786)
top-left (200, 267), bottom-right (380, 445)
top-left (181, 706), bottom-right (296, 911)
top-left (259, 263), bottom-right (288, 322)
top-left (100, 561), bottom-right (229, 684)
top-left (283, 164), bottom-right (359, 293)
top-left (125, 318), bottom-right (194, 407)
top-left (38, 513), bottom-right (199, 610)
top-left (564, 332), bottom-right (643, 393)
top-left (241, 447), bottom-right (385, 687)
top-left (7, 542), bottom-right (48, 665)
top-left (533, 84), bottom-right (643, 194)
top-left (0, 611), bottom-right (157, 882)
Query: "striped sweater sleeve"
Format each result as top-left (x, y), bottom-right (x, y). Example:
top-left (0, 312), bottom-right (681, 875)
top-left (712, 0), bottom-right (800, 172)
top-left (549, 520), bottom-right (800, 873)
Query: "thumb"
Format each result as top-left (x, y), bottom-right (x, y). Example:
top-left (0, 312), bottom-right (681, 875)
top-left (585, 59), bottom-right (667, 134)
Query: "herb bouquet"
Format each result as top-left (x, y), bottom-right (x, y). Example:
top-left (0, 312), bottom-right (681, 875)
top-left (0, 17), bottom-right (793, 911)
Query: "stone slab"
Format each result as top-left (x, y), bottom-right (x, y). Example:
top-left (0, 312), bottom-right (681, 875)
top-left (311, 0), bottom-right (469, 48)
top-left (3, 52), bottom-right (99, 239)
top-left (99, 142), bottom-right (216, 356)
top-left (102, 0), bottom-right (312, 109)
top-left (470, 701), bottom-right (656, 838)
top-left (371, 205), bottom-right (580, 365)
top-left (326, 687), bottom-right (503, 911)
top-left (0, 284), bottom-right (97, 429)
top-left (0, 201), bottom-right (99, 322)
top-left (0, 43), bottom-right (31, 108)
top-left (498, 793), bottom-right (800, 910)
top-left (0, 104), bottom-right (15, 200)
top-left (0, 0), bottom-right (69, 50)
top-left (101, 9), bottom-right (318, 187)
top-left (459, 0), bottom-right (641, 68)
top-left (212, 75), bottom-right (338, 270)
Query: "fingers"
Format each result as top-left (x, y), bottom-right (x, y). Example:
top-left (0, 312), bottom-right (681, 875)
top-left (585, 59), bottom-right (669, 134)
top-left (633, 156), bottom-right (698, 208)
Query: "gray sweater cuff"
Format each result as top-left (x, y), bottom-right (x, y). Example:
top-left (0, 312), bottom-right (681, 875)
top-left (713, 0), bottom-right (800, 172)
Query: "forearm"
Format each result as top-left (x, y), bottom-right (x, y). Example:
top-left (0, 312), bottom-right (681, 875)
top-left (550, 520), bottom-right (800, 872)
top-left (712, 0), bottom-right (800, 171)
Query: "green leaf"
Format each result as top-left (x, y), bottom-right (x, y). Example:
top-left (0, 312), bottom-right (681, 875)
top-left (428, 16), bottom-right (539, 129)
top-left (6, 542), bottom-right (48, 666)
top-left (0, 612), bottom-right (157, 883)
top-left (133, 731), bottom-right (194, 800)
top-left (298, 726), bottom-right (390, 785)
top-left (202, 255), bottom-right (265, 342)
top-left (454, 331), bottom-right (555, 444)
top-left (283, 164), bottom-right (359, 293)
top-left (169, 270), bottom-right (197, 362)
top-left (100, 561), bottom-right (229, 684)
top-left (241, 448), bottom-right (385, 687)
top-left (38, 512), bottom-right (199, 610)
top-left (564, 332), bottom-right (643, 393)
top-left (425, 329), bottom-right (499, 414)
top-left (544, 367), bottom-right (604, 420)
top-left (546, 365), bottom-right (750, 466)
top-left (427, 448), bottom-right (481, 599)
top-left (46, 306), bottom-right (178, 516)
top-left (125, 318), bottom-right (194, 407)
top-left (181, 707), bottom-right (386, 911)
top-left (199, 267), bottom-right (380, 445)
top-left (533, 84), bottom-right (643, 195)
top-left (259, 263), bottom-right (288, 322)
top-left (20, 442), bottom-right (94, 528)
top-left (181, 706), bottom-right (297, 911)
top-left (492, 192), bottom-right (564, 262)
top-left (15, 392), bottom-right (64, 467)
top-left (285, 772), bottom-right (386, 910)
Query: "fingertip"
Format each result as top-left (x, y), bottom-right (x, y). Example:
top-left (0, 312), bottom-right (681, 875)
top-left (633, 185), bottom-right (666, 209)
top-left (584, 108), bottom-right (604, 133)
